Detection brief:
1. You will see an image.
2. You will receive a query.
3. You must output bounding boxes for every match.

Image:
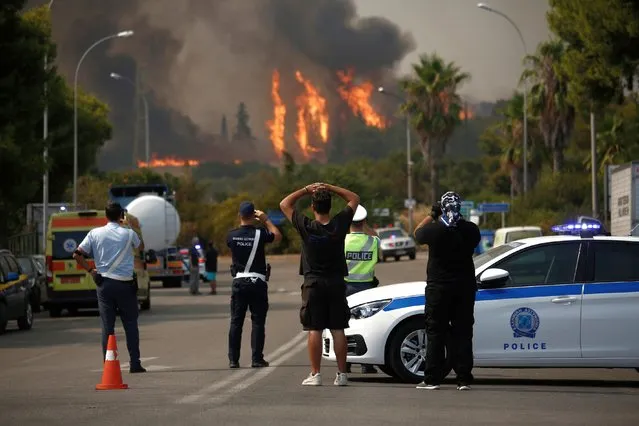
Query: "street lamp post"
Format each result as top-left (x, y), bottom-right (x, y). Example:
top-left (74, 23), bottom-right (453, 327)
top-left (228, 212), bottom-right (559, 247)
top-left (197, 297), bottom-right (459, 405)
top-left (110, 72), bottom-right (150, 163)
top-left (478, 3), bottom-right (529, 194)
top-left (42, 0), bottom-right (55, 253)
top-left (73, 30), bottom-right (134, 208)
top-left (378, 86), bottom-right (413, 234)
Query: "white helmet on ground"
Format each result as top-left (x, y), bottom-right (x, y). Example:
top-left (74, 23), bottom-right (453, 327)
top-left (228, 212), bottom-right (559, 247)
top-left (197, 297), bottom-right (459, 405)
top-left (353, 205), bottom-right (368, 222)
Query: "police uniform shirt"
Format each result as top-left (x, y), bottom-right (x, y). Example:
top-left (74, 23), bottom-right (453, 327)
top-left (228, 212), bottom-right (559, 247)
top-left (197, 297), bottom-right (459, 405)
top-left (226, 225), bottom-right (275, 275)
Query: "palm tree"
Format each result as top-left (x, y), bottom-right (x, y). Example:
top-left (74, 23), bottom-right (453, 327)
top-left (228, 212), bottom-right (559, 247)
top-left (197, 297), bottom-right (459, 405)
top-left (400, 53), bottom-right (471, 202)
top-left (521, 39), bottom-right (575, 174)
top-left (488, 93), bottom-right (545, 197)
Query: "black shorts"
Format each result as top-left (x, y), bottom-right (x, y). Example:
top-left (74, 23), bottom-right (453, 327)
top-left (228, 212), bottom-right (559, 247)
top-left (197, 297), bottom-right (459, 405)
top-left (300, 276), bottom-right (350, 331)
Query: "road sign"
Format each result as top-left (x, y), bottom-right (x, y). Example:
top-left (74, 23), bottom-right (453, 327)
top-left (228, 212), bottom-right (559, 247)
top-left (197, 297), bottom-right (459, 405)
top-left (267, 210), bottom-right (286, 225)
top-left (460, 201), bottom-right (474, 217)
top-left (373, 208), bottom-right (390, 217)
top-left (478, 203), bottom-right (510, 213)
top-left (404, 198), bottom-right (416, 209)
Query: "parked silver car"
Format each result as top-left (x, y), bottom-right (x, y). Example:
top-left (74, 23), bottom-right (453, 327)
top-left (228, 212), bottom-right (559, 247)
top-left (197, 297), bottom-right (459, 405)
top-left (376, 227), bottom-right (416, 262)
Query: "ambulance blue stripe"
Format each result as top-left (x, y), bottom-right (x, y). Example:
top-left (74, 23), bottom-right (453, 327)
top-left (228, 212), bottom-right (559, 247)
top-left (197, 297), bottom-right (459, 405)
top-left (382, 282), bottom-right (639, 312)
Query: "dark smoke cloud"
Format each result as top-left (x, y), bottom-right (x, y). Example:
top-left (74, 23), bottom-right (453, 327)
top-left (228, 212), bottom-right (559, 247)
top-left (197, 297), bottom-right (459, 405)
top-left (34, 0), bottom-right (415, 168)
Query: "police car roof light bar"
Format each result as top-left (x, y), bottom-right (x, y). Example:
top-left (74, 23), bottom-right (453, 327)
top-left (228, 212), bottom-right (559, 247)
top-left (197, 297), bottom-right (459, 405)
top-left (551, 222), bottom-right (602, 236)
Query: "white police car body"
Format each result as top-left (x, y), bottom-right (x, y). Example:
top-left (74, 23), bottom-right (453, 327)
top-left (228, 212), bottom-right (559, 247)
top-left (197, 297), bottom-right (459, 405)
top-left (323, 229), bottom-right (639, 383)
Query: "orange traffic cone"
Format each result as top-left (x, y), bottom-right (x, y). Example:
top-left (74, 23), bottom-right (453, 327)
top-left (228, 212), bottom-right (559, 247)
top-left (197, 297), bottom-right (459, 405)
top-left (96, 334), bottom-right (129, 390)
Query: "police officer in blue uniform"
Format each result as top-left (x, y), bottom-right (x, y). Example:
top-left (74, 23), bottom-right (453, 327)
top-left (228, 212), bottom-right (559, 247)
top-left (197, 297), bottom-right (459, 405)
top-left (227, 202), bottom-right (282, 368)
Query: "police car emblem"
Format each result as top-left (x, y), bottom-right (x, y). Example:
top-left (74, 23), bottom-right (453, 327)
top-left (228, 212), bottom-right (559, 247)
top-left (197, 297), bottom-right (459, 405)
top-left (63, 239), bottom-right (77, 253)
top-left (510, 307), bottom-right (540, 338)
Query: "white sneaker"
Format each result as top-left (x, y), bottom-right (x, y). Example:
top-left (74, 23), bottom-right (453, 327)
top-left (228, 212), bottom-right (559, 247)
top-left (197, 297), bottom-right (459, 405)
top-left (334, 372), bottom-right (348, 386)
top-left (302, 372), bottom-right (322, 386)
top-left (457, 385), bottom-right (471, 391)
top-left (416, 382), bottom-right (440, 390)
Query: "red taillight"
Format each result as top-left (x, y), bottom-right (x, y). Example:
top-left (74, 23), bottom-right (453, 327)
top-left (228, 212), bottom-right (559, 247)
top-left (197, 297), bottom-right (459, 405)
top-left (46, 256), bottom-right (53, 283)
top-left (198, 258), bottom-right (204, 264)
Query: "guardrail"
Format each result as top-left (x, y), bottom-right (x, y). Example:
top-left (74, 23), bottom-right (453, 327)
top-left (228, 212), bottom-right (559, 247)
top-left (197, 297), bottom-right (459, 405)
top-left (7, 231), bottom-right (40, 256)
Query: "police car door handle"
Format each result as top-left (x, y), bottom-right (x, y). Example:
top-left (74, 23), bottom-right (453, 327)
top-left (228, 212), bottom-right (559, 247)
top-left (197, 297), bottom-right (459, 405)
top-left (551, 296), bottom-right (577, 304)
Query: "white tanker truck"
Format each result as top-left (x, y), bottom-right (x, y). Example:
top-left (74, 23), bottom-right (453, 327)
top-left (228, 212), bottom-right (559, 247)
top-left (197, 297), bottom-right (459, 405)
top-left (108, 184), bottom-right (185, 288)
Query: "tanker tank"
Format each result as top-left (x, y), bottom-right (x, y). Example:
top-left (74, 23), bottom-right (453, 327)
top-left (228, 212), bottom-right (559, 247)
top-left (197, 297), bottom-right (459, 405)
top-left (125, 195), bottom-right (181, 252)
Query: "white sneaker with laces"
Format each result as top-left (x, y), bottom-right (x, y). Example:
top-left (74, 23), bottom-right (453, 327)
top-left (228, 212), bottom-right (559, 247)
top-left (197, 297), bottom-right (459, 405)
top-left (416, 382), bottom-right (440, 390)
top-left (302, 372), bottom-right (322, 386)
top-left (334, 372), bottom-right (348, 386)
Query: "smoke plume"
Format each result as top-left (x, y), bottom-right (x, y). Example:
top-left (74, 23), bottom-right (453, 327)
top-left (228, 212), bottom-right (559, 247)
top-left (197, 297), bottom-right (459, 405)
top-left (36, 0), bottom-right (415, 168)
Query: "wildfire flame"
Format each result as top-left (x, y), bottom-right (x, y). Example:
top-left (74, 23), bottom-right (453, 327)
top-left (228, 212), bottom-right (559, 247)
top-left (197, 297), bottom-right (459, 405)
top-left (266, 70), bottom-right (286, 159)
top-left (138, 155), bottom-right (200, 168)
top-left (295, 70), bottom-right (329, 159)
top-left (337, 69), bottom-right (386, 129)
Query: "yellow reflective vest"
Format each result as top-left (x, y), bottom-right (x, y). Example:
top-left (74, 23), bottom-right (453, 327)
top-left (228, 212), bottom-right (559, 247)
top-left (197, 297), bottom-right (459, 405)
top-left (344, 232), bottom-right (379, 283)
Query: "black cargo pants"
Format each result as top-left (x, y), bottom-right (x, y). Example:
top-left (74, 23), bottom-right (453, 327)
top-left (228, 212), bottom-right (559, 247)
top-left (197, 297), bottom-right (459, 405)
top-left (228, 277), bottom-right (269, 364)
top-left (424, 282), bottom-right (476, 385)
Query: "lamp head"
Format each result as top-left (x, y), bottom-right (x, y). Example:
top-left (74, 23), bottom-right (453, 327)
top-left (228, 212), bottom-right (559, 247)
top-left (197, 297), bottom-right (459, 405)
top-left (477, 3), bottom-right (493, 11)
top-left (117, 30), bottom-right (134, 38)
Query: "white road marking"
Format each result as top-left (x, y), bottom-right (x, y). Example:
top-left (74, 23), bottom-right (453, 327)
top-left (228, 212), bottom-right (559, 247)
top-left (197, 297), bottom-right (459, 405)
top-left (207, 340), bottom-right (307, 405)
top-left (22, 351), bottom-right (59, 363)
top-left (177, 331), bottom-right (307, 404)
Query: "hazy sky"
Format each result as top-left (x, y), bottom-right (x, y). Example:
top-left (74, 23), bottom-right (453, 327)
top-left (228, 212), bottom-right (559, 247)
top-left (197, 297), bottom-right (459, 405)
top-left (354, 0), bottom-right (552, 102)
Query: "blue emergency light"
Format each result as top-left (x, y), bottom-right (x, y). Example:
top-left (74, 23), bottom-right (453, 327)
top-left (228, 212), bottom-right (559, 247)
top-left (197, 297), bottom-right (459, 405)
top-left (551, 222), bottom-right (604, 236)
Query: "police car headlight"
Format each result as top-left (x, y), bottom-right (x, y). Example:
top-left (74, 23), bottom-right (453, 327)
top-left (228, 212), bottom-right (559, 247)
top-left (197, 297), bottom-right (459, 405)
top-left (350, 300), bottom-right (391, 319)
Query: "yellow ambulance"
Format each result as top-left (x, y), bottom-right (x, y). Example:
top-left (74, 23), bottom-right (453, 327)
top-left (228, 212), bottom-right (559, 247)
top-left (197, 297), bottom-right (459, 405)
top-left (44, 210), bottom-right (152, 317)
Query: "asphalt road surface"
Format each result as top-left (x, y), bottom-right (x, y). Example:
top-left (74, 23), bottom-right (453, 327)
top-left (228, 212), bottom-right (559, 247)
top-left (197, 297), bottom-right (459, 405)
top-left (1, 253), bottom-right (638, 426)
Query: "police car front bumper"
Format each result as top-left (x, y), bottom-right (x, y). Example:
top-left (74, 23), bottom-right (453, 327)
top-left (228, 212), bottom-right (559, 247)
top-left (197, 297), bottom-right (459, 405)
top-left (322, 317), bottom-right (386, 366)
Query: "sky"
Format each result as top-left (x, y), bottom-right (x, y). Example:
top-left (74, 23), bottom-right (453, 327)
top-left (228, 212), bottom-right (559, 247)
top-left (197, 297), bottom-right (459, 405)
top-left (353, 0), bottom-right (552, 101)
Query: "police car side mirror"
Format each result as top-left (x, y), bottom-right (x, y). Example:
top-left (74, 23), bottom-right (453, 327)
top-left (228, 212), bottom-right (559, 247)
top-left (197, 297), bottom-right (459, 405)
top-left (478, 268), bottom-right (509, 289)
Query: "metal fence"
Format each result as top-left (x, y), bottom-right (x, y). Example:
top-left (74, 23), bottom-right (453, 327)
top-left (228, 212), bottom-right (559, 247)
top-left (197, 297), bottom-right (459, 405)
top-left (7, 231), bottom-right (40, 256)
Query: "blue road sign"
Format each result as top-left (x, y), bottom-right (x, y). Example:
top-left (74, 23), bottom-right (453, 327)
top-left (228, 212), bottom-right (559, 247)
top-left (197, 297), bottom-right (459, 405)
top-left (267, 210), bottom-right (287, 225)
top-left (460, 201), bottom-right (474, 217)
top-left (478, 203), bottom-right (510, 213)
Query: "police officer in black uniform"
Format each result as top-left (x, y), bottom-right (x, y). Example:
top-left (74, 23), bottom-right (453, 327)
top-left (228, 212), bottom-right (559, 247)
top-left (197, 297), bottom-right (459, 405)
top-left (227, 201), bottom-right (282, 368)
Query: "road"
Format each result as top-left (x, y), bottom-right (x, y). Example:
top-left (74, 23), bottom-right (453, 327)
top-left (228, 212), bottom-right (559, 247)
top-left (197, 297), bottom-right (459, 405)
top-left (1, 253), bottom-right (638, 426)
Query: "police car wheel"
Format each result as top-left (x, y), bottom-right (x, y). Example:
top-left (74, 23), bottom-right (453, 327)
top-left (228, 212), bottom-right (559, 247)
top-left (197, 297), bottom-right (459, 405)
top-left (378, 364), bottom-right (398, 379)
top-left (0, 302), bottom-right (8, 335)
top-left (17, 297), bottom-right (33, 331)
top-left (388, 317), bottom-right (426, 383)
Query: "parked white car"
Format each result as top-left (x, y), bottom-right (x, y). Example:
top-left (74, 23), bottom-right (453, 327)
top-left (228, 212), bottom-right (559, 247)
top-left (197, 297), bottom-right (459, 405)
top-left (323, 232), bottom-right (639, 383)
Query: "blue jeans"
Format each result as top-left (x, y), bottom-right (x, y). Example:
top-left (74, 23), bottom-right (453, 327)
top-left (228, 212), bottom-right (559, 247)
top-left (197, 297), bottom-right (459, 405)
top-left (97, 277), bottom-right (141, 366)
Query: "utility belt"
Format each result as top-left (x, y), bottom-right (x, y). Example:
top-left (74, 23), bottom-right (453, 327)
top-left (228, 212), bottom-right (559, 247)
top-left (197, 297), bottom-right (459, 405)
top-left (231, 263), bottom-right (271, 282)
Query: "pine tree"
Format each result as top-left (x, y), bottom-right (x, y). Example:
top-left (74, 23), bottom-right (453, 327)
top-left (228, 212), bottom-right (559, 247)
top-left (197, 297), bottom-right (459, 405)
top-left (220, 114), bottom-right (229, 141)
top-left (233, 102), bottom-right (252, 140)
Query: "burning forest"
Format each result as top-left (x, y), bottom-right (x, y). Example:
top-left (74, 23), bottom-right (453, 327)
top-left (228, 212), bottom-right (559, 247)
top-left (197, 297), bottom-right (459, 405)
top-left (266, 68), bottom-right (388, 162)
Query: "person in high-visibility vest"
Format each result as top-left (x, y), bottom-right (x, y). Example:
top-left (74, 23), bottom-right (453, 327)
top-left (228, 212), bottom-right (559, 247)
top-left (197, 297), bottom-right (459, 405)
top-left (344, 205), bottom-right (379, 374)
top-left (345, 205), bottom-right (380, 297)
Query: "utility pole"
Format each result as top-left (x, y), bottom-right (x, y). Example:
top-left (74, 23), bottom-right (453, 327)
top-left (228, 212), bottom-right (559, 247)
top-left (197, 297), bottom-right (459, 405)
top-left (132, 63), bottom-right (147, 167)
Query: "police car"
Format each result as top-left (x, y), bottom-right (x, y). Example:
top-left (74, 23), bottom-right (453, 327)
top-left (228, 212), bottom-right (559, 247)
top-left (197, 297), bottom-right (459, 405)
top-left (322, 223), bottom-right (639, 383)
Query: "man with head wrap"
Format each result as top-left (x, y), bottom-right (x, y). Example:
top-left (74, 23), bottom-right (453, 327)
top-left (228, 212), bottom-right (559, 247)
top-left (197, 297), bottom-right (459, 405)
top-left (413, 191), bottom-right (481, 391)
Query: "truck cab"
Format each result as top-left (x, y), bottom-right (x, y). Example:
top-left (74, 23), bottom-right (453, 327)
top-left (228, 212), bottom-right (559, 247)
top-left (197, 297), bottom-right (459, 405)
top-left (492, 226), bottom-right (543, 248)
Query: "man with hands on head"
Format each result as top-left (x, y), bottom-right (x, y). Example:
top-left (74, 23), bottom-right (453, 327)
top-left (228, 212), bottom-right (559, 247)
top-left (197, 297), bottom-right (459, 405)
top-left (280, 182), bottom-right (359, 387)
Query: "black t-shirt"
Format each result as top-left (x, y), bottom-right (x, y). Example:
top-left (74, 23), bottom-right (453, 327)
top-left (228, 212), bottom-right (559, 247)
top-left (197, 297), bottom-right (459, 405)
top-left (205, 247), bottom-right (218, 271)
top-left (414, 219), bottom-right (481, 284)
top-left (189, 246), bottom-right (199, 266)
top-left (226, 225), bottom-right (275, 275)
top-left (292, 206), bottom-right (354, 277)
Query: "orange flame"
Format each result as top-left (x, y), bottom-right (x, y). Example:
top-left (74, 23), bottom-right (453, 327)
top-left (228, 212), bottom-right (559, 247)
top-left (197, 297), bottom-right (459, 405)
top-left (138, 155), bottom-right (200, 168)
top-left (234, 159), bottom-right (242, 165)
top-left (266, 70), bottom-right (286, 159)
top-left (459, 107), bottom-right (474, 120)
top-left (294, 70), bottom-right (329, 159)
top-left (336, 69), bottom-right (386, 129)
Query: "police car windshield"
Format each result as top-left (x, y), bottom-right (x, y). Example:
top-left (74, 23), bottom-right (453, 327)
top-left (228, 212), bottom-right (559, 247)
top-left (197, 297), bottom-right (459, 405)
top-left (52, 231), bottom-right (89, 260)
top-left (378, 229), bottom-right (406, 239)
top-left (473, 242), bottom-right (523, 269)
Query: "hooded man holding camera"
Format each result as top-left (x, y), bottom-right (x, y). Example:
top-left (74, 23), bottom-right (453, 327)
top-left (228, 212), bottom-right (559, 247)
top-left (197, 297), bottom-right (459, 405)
top-left (413, 191), bottom-right (480, 391)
